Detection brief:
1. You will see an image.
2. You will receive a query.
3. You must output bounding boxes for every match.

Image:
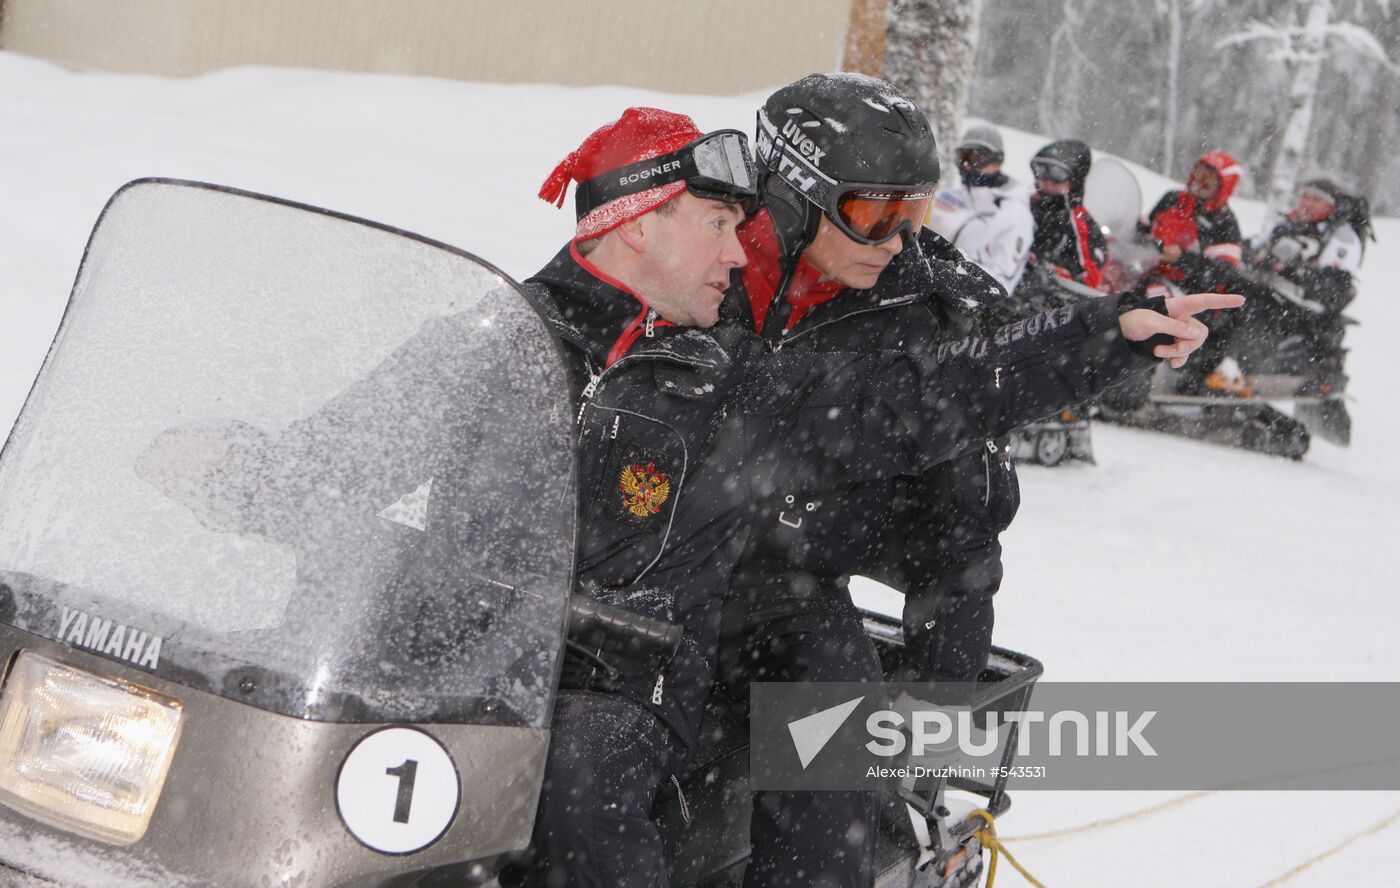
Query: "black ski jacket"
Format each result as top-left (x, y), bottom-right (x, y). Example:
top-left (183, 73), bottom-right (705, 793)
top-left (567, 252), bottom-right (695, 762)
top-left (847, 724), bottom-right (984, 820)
top-left (1028, 191), bottom-right (1107, 289)
top-left (720, 224), bottom-right (1020, 669)
top-left (526, 243), bottom-right (1156, 751)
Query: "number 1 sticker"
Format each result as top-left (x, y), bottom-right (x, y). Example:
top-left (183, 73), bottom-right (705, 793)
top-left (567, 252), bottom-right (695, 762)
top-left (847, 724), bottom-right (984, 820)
top-left (336, 726), bottom-right (460, 854)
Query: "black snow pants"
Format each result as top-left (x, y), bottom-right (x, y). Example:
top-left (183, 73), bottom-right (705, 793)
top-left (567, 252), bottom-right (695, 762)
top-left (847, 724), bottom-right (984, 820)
top-left (522, 692), bottom-right (682, 888)
top-left (719, 576), bottom-right (884, 888)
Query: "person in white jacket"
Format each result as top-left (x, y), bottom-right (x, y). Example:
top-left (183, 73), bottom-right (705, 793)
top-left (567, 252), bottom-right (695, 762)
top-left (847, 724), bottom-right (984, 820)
top-left (927, 123), bottom-right (1035, 295)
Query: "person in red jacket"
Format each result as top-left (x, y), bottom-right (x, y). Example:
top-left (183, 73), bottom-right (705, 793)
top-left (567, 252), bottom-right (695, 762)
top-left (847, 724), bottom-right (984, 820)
top-left (1144, 152), bottom-right (1247, 393)
top-left (1149, 151), bottom-right (1245, 270)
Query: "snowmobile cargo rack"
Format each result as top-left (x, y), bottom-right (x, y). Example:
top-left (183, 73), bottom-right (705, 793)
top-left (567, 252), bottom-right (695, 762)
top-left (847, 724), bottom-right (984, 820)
top-left (859, 608), bottom-right (1043, 819)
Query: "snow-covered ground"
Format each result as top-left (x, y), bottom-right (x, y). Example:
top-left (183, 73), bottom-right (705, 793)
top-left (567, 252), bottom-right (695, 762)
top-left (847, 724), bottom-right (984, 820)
top-left (1, 52), bottom-right (1397, 886)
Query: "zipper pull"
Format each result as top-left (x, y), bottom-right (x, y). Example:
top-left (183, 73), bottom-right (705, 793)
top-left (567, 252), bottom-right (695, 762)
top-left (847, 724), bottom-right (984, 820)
top-left (651, 673), bottom-right (665, 705)
top-left (645, 309), bottom-right (656, 338)
top-left (577, 374), bottom-right (601, 424)
top-left (994, 367), bottom-right (1002, 389)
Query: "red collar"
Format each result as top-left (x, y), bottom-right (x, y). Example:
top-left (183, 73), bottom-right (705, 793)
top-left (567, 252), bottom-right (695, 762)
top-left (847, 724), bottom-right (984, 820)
top-left (739, 211), bottom-right (846, 334)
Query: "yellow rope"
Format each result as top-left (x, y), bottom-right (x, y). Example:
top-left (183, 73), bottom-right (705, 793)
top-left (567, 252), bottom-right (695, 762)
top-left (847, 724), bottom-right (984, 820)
top-left (1255, 806), bottom-right (1400, 887)
top-left (1001, 758), bottom-right (1397, 843)
top-left (970, 799), bottom-right (1400, 887)
top-left (969, 809), bottom-right (1048, 888)
top-left (958, 759), bottom-right (1399, 882)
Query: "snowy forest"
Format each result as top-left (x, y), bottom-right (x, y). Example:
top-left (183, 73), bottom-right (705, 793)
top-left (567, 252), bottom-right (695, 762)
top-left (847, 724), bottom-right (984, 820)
top-left (963, 0), bottom-right (1399, 215)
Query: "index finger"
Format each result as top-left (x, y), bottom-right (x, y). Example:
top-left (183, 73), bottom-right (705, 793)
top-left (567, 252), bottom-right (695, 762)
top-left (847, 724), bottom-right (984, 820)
top-left (1166, 291), bottom-right (1246, 318)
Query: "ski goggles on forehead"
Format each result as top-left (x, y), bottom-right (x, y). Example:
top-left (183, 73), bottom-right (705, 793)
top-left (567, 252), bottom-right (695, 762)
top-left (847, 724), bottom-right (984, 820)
top-left (826, 184), bottom-right (935, 245)
top-left (1030, 157), bottom-right (1073, 183)
top-left (574, 129), bottom-right (757, 218)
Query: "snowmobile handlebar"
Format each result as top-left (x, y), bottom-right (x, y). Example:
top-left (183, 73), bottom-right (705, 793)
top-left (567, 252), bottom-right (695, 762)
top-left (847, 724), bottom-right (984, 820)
top-left (566, 595), bottom-right (682, 660)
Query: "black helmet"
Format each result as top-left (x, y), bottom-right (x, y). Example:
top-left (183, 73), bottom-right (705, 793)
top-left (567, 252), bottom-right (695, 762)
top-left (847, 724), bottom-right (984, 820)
top-left (1031, 139), bottom-right (1093, 200)
top-left (755, 73), bottom-right (940, 257)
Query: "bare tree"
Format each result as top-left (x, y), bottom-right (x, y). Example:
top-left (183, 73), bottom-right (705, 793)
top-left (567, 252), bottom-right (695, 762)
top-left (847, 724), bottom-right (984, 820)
top-left (1037, 0), bottom-right (1099, 140)
top-left (882, 0), bottom-right (985, 175)
top-left (1156, 0), bottom-right (1184, 175)
top-left (1218, 0), bottom-right (1398, 224)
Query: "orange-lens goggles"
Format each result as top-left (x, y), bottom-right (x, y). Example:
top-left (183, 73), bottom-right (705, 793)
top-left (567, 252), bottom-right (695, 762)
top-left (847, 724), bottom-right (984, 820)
top-left (833, 188), bottom-right (934, 244)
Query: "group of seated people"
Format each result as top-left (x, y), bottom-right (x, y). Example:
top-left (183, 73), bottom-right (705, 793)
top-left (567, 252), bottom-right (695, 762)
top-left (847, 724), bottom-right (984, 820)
top-left (928, 123), bottom-right (1372, 398)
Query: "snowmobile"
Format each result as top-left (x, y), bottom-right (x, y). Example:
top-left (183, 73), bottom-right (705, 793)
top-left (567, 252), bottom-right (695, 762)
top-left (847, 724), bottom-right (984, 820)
top-left (0, 180), bottom-right (1044, 887)
top-left (1085, 160), bottom-right (1354, 459)
top-left (1008, 411), bottom-right (1092, 468)
top-left (1005, 266), bottom-right (1118, 469)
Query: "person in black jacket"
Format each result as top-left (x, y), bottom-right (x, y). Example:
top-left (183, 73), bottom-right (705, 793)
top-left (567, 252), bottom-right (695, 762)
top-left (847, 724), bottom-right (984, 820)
top-left (518, 107), bottom-right (1236, 888)
top-left (1022, 139), bottom-right (1107, 301)
top-left (718, 74), bottom-right (1022, 888)
top-left (1242, 178), bottom-right (1369, 395)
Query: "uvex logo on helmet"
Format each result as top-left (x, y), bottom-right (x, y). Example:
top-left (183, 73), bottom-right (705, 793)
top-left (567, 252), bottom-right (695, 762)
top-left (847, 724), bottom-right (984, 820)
top-left (779, 118), bottom-right (827, 166)
top-left (756, 74), bottom-right (939, 197)
top-left (756, 109), bottom-right (833, 197)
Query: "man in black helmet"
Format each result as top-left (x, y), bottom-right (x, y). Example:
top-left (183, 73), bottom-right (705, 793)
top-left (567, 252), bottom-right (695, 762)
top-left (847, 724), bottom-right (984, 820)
top-left (715, 74), bottom-right (1023, 887)
top-left (1023, 139), bottom-right (1107, 297)
top-left (715, 75), bottom-right (1235, 888)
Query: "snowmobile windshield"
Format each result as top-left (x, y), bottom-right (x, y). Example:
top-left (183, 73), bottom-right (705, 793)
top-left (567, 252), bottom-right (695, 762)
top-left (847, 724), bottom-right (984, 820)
top-left (0, 180), bottom-right (575, 727)
top-left (1082, 157), bottom-right (1144, 241)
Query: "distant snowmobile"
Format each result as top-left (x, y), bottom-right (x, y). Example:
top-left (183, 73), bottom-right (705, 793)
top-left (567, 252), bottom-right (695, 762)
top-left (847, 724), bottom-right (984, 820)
top-left (1087, 160), bottom-right (1358, 459)
top-left (0, 180), bottom-right (1043, 887)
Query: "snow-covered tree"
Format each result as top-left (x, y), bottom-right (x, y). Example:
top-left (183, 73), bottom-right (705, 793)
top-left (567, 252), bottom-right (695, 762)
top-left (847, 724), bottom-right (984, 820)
top-left (882, 0), bottom-right (985, 176)
top-left (1218, 0), bottom-right (1399, 224)
top-left (1038, 0), bottom-right (1097, 141)
top-left (1155, 0), bottom-right (1184, 175)
top-left (967, 0), bottom-right (1400, 215)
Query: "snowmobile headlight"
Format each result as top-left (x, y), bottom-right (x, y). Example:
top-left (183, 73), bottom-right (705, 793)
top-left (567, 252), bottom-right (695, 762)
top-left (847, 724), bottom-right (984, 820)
top-left (0, 651), bottom-right (184, 845)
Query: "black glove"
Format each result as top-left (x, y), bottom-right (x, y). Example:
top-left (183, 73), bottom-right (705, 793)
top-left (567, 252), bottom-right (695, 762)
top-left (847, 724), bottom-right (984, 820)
top-left (1117, 289), bottom-right (1176, 358)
